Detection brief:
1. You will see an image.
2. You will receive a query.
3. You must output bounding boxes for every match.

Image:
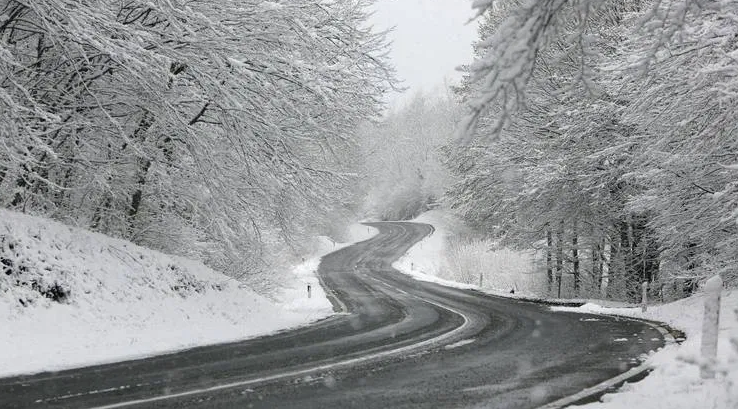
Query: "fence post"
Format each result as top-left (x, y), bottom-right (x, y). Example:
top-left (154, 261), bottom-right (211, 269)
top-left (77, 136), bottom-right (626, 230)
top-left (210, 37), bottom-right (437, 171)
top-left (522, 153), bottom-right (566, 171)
top-left (701, 275), bottom-right (722, 379)
top-left (641, 282), bottom-right (648, 312)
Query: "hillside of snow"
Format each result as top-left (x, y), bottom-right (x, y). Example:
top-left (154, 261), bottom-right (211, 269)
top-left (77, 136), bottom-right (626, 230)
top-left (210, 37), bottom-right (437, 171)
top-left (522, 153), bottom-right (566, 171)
top-left (0, 209), bottom-right (375, 377)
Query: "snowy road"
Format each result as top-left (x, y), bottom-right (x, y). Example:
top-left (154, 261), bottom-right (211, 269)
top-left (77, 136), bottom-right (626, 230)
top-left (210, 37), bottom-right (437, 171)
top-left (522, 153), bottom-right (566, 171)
top-left (0, 222), bottom-right (665, 408)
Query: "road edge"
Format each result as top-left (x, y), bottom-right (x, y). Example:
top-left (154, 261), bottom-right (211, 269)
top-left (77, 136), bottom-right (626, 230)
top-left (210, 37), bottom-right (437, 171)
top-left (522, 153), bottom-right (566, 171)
top-left (329, 220), bottom-right (683, 409)
top-left (535, 315), bottom-right (679, 409)
top-left (90, 276), bottom-right (474, 409)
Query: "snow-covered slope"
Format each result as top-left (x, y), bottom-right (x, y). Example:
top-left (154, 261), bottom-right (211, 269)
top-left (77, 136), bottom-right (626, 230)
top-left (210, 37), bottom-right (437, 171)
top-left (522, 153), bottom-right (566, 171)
top-left (0, 209), bottom-right (375, 377)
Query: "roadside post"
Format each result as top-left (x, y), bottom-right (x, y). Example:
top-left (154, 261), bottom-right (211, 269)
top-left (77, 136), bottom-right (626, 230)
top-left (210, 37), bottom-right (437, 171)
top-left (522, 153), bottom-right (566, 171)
top-left (307, 284), bottom-right (312, 299)
top-left (641, 282), bottom-right (648, 312)
top-left (701, 275), bottom-right (722, 379)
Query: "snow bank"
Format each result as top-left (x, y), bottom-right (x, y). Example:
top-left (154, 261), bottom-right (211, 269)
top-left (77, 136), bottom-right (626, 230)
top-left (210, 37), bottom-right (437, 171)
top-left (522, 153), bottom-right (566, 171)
top-left (0, 209), bottom-right (375, 377)
top-left (551, 290), bottom-right (738, 409)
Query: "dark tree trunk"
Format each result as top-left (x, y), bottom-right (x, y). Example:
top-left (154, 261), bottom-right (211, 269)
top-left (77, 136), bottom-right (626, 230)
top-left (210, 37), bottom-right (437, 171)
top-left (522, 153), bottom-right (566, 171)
top-left (90, 195), bottom-right (111, 231)
top-left (592, 241), bottom-right (601, 289)
top-left (620, 218), bottom-right (639, 301)
top-left (556, 221), bottom-right (564, 298)
top-left (128, 159), bottom-right (151, 227)
top-left (126, 111), bottom-right (154, 237)
top-left (572, 220), bottom-right (579, 296)
top-left (546, 229), bottom-right (553, 294)
top-left (10, 164), bottom-right (31, 210)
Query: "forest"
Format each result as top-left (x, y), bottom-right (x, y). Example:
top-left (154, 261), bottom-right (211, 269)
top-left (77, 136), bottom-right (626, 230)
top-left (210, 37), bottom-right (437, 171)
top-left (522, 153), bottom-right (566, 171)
top-left (1, 0), bottom-right (736, 302)
top-left (0, 0), bottom-right (394, 289)
top-left (454, 0), bottom-right (738, 301)
top-left (362, 0), bottom-right (737, 301)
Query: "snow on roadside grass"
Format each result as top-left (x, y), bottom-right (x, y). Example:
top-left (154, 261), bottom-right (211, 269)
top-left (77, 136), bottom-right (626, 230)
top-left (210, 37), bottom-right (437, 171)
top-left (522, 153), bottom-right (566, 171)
top-left (392, 210), bottom-right (542, 295)
top-left (551, 291), bottom-right (738, 409)
top-left (0, 209), bottom-right (375, 378)
top-left (391, 212), bottom-right (476, 290)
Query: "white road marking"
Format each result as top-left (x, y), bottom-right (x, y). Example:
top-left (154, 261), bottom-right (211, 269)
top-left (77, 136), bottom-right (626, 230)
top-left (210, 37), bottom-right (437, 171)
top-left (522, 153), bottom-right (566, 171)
top-left (37, 385), bottom-right (131, 403)
top-left (85, 274), bottom-right (472, 409)
top-left (443, 338), bottom-right (475, 350)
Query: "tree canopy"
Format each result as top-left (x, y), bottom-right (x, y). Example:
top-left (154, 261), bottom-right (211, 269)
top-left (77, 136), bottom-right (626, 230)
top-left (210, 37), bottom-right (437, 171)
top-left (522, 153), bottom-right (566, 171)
top-left (0, 0), bottom-right (396, 286)
top-left (449, 0), bottom-right (737, 299)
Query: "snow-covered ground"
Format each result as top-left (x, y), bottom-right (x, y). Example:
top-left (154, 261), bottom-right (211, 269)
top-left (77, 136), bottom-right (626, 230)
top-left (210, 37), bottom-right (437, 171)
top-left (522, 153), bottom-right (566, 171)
top-left (392, 210), bottom-right (544, 295)
top-left (0, 209), bottom-right (376, 378)
top-left (552, 292), bottom-right (738, 409)
top-left (392, 211), bottom-right (478, 290)
top-left (393, 211), bottom-right (738, 409)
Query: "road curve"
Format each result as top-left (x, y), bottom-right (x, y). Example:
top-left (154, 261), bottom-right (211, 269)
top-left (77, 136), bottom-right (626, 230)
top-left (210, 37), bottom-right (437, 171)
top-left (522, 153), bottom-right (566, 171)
top-left (0, 222), bottom-right (664, 409)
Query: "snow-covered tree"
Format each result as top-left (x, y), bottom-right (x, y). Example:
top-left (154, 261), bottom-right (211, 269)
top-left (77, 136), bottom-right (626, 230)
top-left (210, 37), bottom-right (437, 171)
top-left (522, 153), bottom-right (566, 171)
top-left (0, 0), bottom-right (396, 288)
top-left (451, 0), bottom-right (738, 297)
top-left (357, 91), bottom-right (461, 220)
top-left (446, 0), bottom-right (738, 300)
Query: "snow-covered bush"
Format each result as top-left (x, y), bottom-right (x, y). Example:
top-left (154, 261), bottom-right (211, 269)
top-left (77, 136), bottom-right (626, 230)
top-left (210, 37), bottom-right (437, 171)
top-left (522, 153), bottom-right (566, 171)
top-left (443, 236), bottom-right (543, 294)
top-left (393, 211), bottom-right (544, 295)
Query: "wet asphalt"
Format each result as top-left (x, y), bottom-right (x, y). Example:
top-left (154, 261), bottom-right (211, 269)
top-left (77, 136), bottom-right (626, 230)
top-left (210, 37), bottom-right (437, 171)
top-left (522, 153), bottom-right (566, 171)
top-left (0, 222), bottom-right (664, 409)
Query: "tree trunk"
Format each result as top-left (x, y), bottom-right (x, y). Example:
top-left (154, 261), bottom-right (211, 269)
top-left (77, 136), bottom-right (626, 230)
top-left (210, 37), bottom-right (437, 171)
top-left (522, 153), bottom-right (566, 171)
top-left (9, 169), bottom-right (28, 209)
top-left (90, 194), bottom-right (111, 231)
top-left (556, 221), bottom-right (564, 298)
top-left (546, 229), bottom-right (553, 294)
top-left (126, 111), bottom-right (154, 237)
top-left (601, 237), bottom-right (610, 298)
top-left (127, 158), bottom-right (151, 236)
top-left (623, 215), bottom-right (642, 302)
top-left (572, 219), bottom-right (579, 296)
top-left (592, 241), bottom-right (601, 291)
top-left (0, 166), bottom-right (7, 186)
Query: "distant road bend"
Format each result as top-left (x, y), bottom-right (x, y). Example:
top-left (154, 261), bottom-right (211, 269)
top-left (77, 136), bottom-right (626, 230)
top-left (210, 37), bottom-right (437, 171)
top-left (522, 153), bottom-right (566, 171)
top-left (0, 222), bottom-right (665, 409)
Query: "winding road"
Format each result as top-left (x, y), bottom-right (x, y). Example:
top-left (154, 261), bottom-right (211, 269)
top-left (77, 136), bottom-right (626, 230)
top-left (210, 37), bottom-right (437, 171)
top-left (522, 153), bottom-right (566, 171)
top-left (0, 222), bottom-right (665, 408)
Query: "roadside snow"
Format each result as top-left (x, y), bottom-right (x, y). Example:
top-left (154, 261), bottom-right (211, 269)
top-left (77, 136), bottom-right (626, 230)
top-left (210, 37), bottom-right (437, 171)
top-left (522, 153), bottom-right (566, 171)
top-left (391, 212), bottom-right (477, 290)
top-left (0, 209), bottom-right (376, 378)
top-left (392, 210), bottom-right (541, 295)
top-left (551, 290), bottom-right (738, 409)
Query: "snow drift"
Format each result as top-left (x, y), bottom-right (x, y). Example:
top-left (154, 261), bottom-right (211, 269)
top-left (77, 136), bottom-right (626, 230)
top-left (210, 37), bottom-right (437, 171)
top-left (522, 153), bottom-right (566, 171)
top-left (0, 209), bottom-right (373, 377)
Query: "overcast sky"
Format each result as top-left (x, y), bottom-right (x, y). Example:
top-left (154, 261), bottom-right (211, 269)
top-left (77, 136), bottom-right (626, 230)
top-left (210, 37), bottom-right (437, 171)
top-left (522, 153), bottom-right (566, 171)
top-left (370, 0), bottom-right (478, 108)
